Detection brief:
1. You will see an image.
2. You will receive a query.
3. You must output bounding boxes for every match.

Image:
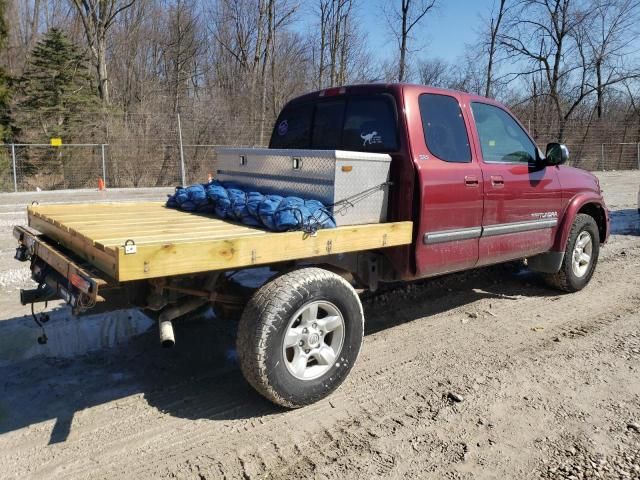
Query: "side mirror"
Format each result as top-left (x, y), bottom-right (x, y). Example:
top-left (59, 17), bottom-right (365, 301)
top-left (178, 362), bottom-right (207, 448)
top-left (545, 143), bottom-right (569, 166)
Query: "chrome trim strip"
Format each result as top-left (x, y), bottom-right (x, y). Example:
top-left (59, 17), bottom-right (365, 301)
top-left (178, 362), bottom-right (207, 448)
top-left (423, 218), bottom-right (557, 245)
top-left (481, 218), bottom-right (557, 237)
top-left (423, 227), bottom-right (482, 245)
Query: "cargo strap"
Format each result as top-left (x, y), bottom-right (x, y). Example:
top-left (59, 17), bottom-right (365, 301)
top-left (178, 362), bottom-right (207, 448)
top-left (301, 181), bottom-right (393, 236)
top-left (331, 182), bottom-right (393, 218)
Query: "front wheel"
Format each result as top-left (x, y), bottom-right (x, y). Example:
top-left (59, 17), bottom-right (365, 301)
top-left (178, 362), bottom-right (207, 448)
top-left (237, 267), bottom-right (364, 408)
top-left (544, 213), bottom-right (600, 292)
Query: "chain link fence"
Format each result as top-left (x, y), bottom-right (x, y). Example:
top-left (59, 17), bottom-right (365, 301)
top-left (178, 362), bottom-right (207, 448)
top-left (1, 109), bottom-right (267, 192)
top-left (1, 113), bottom-right (639, 193)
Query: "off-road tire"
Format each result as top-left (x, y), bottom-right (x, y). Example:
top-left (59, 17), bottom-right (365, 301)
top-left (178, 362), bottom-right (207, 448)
top-left (544, 213), bottom-right (600, 292)
top-left (237, 267), bottom-right (364, 408)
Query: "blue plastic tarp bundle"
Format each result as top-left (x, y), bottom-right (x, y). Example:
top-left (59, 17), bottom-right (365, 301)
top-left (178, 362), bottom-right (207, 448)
top-left (167, 181), bottom-right (336, 232)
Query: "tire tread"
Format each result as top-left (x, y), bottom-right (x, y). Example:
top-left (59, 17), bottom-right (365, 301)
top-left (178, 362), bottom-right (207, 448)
top-left (237, 267), bottom-right (363, 408)
top-left (544, 213), bottom-right (599, 292)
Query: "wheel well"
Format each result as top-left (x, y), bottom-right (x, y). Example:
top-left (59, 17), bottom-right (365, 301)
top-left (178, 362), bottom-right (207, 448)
top-left (578, 203), bottom-right (606, 242)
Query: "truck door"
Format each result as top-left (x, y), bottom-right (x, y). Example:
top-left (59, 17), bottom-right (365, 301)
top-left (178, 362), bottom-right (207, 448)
top-left (469, 102), bottom-right (562, 266)
top-left (412, 92), bottom-right (484, 276)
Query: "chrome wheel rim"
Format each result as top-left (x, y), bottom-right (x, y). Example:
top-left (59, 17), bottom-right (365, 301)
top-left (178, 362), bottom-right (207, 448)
top-left (572, 231), bottom-right (593, 278)
top-left (282, 301), bottom-right (345, 381)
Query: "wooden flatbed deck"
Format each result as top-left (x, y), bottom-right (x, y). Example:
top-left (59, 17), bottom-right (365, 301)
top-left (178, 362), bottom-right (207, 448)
top-left (27, 202), bottom-right (413, 282)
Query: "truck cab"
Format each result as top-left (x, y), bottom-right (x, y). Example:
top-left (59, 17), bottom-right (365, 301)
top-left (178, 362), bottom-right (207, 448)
top-left (270, 83), bottom-right (609, 289)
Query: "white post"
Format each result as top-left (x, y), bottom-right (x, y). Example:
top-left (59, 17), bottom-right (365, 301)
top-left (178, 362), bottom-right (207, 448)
top-left (637, 142), bottom-right (640, 170)
top-left (177, 114), bottom-right (186, 186)
top-left (11, 143), bottom-right (17, 193)
top-left (101, 144), bottom-right (107, 187)
top-left (600, 143), bottom-right (605, 171)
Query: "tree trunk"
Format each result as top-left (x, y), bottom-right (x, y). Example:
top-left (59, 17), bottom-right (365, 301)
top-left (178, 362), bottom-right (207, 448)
top-left (318, 1), bottom-right (329, 89)
top-left (399, 0), bottom-right (408, 82)
top-left (252, 0), bottom-right (266, 140)
top-left (97, 39), bottom-right (110, 104)
top-left (484, 0), bottom-right (506, 98)
top-left (329, 0), bottom-right (343, 86)
top-left (532, 77), bottom-right (538, 139)
top-left (337, 3), bottom-right (351, 85)
top-left (258, 0), bottom-right (274, 146)
top-left (596, 60), bottom-right (603, 119)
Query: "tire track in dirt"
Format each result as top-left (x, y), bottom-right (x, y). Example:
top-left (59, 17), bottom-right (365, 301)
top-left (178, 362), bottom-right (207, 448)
top-left (1, 240), bottom-right (638, 479)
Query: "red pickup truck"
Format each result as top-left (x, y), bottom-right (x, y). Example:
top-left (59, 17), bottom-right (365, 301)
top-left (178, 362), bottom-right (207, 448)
top-left (14, 83), bottom-right (609, 408)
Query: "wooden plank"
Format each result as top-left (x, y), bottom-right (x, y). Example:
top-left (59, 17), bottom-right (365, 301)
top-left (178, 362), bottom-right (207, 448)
top-left (29, 216), bottom-right (118, 278)
top-left (94, 230), bottom-right (267, 249)
top-left (33, 213), bottom-right (118, 254)
top-left (72, 219), bottom-right (254, 234)
top-left (83, 225), bottom-right (263, 242)
top-left (30, 214), bottom-right (119, 260)
top-left (34, 240), bottom-right (110, 289)
top-left (29, 202), bottom-right (168, 215)
top-left (37, 207), bottom-right (192, 217)
top-left (46, 217), bottom-right (235, 229)
top-left (31, 210), bottom-right (195, 222)
top-left (72, 219), bottom-right (257, 238)
top-left (15, 227), bottom-right (111, 298)
top-left (116, 221), bottom-right (414, 281)
top-left (93, 226), bottom-right (263, 243)
top-left (31, 204), bottom-right (242, 246)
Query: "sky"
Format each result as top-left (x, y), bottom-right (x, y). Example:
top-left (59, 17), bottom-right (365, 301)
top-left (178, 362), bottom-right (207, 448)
top-left (358, 0), bottom-right (497, 63)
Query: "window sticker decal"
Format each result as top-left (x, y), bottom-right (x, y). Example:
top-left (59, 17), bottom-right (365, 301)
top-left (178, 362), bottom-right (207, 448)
top-left (360, 131), bottom-right (382, 146)
top-left (277, 120), bottom-right (289, 136)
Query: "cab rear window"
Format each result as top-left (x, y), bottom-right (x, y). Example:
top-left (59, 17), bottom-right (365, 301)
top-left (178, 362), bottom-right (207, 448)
top-left (312, 100), bottom-right (345, 149)
top-left (270, 103), bottom-right (313, 149)
top-left (269, 95), bottom-right (398, 152)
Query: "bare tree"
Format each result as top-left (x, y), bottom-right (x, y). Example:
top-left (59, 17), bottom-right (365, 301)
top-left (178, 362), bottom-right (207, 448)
top-left (499, 0), bottom-right (591, 139)
top-left (314, 0), bottom-right (360, 88)
top-left (484, 0), bottom-right (508, 97)
top-left (209, 0), bottom-right (298, 143)
top-left (500, 0), bottom-right (640, 140)
top-left (107, 0), bottom-right (155, 110)
top-left (417, 58), bottom-right (451, 87)
top-left (161, 0), bottom-right (204, 113)
top-left (385, 0), bottom-right (437, 82)
top-left (70, 0), bottom-right (136, 104)
top-left (583, 0), bottom-right (640, 118)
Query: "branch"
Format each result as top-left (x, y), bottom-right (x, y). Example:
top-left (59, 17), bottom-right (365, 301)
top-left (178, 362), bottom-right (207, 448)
top-left (406, 0), bottom-right (437, 34)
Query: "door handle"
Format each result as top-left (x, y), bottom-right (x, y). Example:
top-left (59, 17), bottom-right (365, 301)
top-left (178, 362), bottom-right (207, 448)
top-left (491, 175), bottom-right (504, 187)
top-left (464, 175), bottom-right (479, 187)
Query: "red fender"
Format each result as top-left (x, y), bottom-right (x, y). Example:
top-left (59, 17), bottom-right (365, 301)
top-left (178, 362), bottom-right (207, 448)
top-left (552, 193), bottom-right (610, 251)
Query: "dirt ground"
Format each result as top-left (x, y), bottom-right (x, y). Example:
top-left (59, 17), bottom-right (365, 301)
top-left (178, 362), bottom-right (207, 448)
top-left (0, 173), bottom-right (639, 480)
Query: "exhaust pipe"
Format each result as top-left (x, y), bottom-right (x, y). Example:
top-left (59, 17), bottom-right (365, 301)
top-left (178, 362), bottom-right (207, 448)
top-left (158, 297), bottom-right (207, 348)
top-left (158, 317), bottom-right (176, 348)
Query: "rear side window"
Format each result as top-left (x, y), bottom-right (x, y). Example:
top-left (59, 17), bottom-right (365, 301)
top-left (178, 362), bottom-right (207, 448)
top-left (270, 103), bottom-right (313, 149)
top-left (342, 96), bottom-right (398, 152)
top-left (419, 94), bottom-right (471, 163)
top-left (269, 95), bottom-right (398, 152)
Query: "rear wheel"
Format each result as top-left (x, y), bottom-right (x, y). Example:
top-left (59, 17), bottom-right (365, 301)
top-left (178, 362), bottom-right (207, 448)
top-left (237, 267), bottom-right (364, 408)
top-left (544, 213), bottom-right (600, 292)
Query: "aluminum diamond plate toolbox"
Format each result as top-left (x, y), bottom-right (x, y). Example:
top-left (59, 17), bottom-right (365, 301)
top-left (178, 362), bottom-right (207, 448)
top-left (216, 148), bottom-right (391, 226)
